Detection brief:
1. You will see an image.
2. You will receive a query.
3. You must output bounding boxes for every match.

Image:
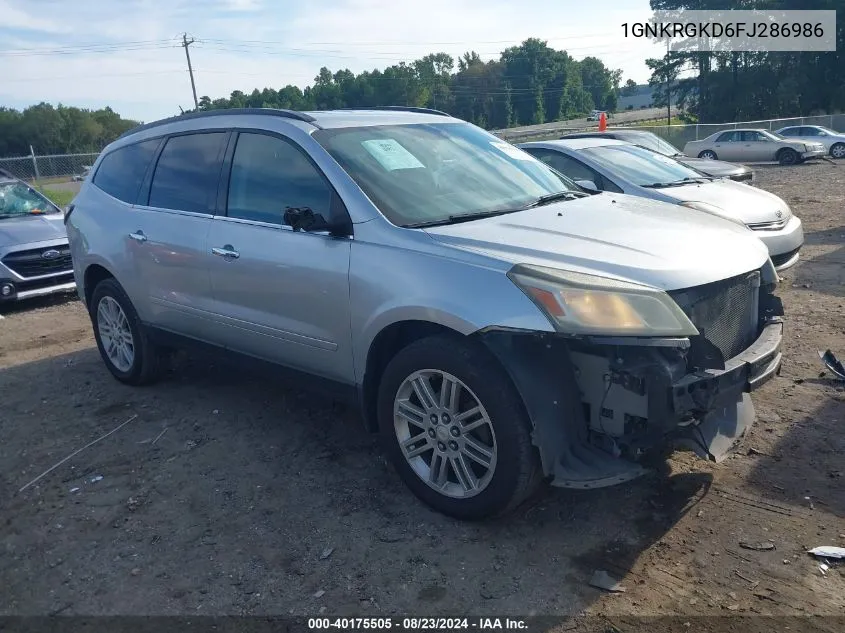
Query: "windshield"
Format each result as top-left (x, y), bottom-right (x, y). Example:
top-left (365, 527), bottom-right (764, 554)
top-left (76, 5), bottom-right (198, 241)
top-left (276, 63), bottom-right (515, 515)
top-left (579, 143), bottom-right (707, 187)
top-left (313, 122), bottom-right (577, 227)
top-left (817, 126), bottom-right (839, 135)
top-left (628, 133), bottom-right (681, 156)
top-left (0, 182), bottom-right (58, 218)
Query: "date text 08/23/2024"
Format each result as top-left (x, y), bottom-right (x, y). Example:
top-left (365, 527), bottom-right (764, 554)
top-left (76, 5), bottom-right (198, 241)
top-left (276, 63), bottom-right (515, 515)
top-left (307, 617), bottom-right (529, 631)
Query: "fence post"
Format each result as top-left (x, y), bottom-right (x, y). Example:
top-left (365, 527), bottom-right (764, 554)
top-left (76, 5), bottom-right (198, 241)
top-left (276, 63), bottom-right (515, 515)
top-left (29, 145), bottom-right (40, 184)
top-left (831, 114), bottom-right (834, 129)
top-left (696, 124), bottom-right (699, 140)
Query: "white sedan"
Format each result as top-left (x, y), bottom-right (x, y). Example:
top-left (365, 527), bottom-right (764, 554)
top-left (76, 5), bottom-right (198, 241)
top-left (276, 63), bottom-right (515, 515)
top-left (775, 125), bottom-right (845, 159)
top-left (519, 137), bottom-right (804, 270)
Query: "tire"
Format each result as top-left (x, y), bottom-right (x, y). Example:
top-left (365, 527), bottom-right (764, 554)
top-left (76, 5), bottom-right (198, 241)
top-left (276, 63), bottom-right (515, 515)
top-left (830, 143), bottom-right (845, 159)
top-left (778, 148), bottom-right (799, 165)
top-left (377, 335), bottom-right (542, 520)
top-left (89, 278), bottom-right (162, 385)
top-left (698, 150), bottom-right (718, 160)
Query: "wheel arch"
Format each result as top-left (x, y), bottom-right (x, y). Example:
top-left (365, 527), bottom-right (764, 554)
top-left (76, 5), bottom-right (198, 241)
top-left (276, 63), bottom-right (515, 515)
top-left (83, 261), bottom-right (118, 307)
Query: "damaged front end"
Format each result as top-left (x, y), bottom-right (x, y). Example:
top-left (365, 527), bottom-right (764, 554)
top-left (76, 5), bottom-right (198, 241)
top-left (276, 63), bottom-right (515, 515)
top-left (479, 264), bottom-right (784, 489)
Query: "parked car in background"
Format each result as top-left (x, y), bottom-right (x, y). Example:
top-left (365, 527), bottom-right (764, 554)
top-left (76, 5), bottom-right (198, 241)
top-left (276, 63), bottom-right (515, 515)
top-left (561, 129), bottom-right (754, 182)
top-left (0, 168), bottom-right (76, 303)
top-left (519, 138), bottom-right (803, 270)
top-left (774, 125), bottom-right (845, 159)
top-left (67, 107), bottom-right (784, 520)
top-left (684, 129), bottom-right (826, 165)
top-left (587, 110), bottom-right (610, 121)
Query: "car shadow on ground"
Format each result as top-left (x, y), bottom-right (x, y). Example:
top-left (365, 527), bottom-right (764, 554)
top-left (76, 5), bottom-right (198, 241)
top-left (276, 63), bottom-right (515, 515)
top-left (747, 390), bottom-right (845, 519)
top-left (0, 346), bottom-right (710, 616)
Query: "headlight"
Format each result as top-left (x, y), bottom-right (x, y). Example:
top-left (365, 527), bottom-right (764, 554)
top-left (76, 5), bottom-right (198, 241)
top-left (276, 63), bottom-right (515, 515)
top-left (678, 200), bottom-right (746, 227)
top-left (507, 264), bottom-right (698, 337)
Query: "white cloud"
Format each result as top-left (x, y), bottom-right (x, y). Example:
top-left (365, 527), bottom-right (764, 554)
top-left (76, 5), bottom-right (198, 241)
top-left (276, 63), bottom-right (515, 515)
top-left (0, 0), bottom-right (663, 121)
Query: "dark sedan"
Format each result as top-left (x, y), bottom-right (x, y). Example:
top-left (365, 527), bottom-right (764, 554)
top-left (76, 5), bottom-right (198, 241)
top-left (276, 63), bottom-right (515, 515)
top-left (561, 129), bottom-right (754, 183)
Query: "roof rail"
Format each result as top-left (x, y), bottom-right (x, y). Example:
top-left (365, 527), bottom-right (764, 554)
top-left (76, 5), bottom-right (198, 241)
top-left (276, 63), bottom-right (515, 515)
top-left (338, 106), bottom-right (452, 117)
top-left (117, 108), bottom-right (317, 141)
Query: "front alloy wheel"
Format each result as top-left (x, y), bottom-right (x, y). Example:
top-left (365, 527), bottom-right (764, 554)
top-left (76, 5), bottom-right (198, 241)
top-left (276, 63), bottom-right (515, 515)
top-left (377, 335), bottom-right (542, 520)
top-left (394, 369), bottom-right (497, 498)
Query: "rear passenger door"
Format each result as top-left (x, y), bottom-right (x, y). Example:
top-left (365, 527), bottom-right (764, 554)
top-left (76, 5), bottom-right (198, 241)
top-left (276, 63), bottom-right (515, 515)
top-left (206, 131), bottom-right (354, 383)
top-left (132, 131), bottom-right (228, 339)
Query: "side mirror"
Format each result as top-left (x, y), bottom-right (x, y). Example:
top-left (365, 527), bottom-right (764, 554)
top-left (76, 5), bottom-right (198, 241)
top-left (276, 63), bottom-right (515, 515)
top-left (283, 206), bottom-right (351, 237)
top-left (575, 179), bottom-right (599, 193)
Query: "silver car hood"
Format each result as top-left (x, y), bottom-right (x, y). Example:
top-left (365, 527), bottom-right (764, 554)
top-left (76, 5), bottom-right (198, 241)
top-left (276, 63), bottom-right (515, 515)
top-left (0, 214), bottom-right (68, 248)
top-left (424, 193), bottom-right (769, 291)
top-left (657, 179), bottom-right (789, 223)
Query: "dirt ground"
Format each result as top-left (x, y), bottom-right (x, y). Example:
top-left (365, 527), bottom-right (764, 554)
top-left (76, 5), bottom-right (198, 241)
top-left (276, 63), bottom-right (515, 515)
top-left (1, 163), bottom-right (843, 624)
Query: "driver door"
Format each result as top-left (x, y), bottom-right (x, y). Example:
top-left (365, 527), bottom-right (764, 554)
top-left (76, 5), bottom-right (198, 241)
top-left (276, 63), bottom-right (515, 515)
top-left (206, 130), bottom-right (354, 383)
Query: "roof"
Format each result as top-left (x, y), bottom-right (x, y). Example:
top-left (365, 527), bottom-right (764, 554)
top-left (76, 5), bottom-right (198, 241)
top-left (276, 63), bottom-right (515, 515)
top-left (118, 106), bottom-right (455, 141)
top-left (520, 137), bottom-right (629, 151)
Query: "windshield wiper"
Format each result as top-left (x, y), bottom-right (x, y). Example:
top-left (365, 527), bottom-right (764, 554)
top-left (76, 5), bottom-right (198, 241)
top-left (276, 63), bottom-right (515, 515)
top-left (404, 208), bottom-right (521, 228)
top-left (531, 190), bottom-right (590, 206)
top-left (403, 190), bottom-right (587, 228)
top-left (643, 177), bottom-right (710, 189)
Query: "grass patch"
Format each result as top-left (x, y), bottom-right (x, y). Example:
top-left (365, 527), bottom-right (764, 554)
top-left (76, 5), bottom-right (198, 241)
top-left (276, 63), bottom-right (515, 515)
top-left (37, 186), bottom-right (76, 209)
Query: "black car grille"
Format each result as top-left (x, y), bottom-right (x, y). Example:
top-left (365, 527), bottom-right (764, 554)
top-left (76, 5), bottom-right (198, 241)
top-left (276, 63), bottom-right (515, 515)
top-left (730, 171), bottom-right (753, 183)
top-left (2, 246), bottom-right (73, 278)
top-left (771, 247), bottom-right (801, 268)
top-left (669, 271), bottom-right (760, 362)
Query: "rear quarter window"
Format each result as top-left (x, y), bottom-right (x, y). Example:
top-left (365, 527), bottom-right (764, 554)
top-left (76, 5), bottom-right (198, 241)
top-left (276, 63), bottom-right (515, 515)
top-left (93, 139), bottom-right (160, 204)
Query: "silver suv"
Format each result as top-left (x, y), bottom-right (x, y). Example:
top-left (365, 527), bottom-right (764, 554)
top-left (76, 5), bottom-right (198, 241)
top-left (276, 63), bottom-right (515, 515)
top-left (67, 107), bottom-right (785, 519)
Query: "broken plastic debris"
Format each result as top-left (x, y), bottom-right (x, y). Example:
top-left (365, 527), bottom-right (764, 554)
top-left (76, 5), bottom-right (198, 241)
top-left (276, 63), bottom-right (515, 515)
top-left (739, 540), bottom-right (775, 551)
top-left (588, 570), bottom-right (626, 593)
top-left (818, 349), bottom-right (845, 381)
top-left (313, 590), bottom-right (325, 598)
top-left (807, 546), bottom-right (845, 559)
top-left (319, 547), bottom-right (334, 560)
top-left (819, 563), bottom-right (829, 576)
top-left (69, 487), bottom-right (80, 493)
top-left (90, 475), bottom-right (103, 483)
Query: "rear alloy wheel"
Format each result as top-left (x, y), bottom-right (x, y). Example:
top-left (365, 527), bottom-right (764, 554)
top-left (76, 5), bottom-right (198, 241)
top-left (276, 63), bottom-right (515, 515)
top-left (90, 278), bottom-right (162, 385)
top-left (698, 150), bottom-right (718, 160)
top-left (377, 336), bottom-right (541, 520)
top-left (830, 143), bottom-right (845, 159)
top-left (778, 148), bottom-right (799, 165)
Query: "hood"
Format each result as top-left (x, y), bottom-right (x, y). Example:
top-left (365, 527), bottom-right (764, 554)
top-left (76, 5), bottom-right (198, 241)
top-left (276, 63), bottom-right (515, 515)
top-left (423, 193), bottom-right (769, 291)
top-left (678, 156), bottom-right (749, 177)
top-left (655, 179), bottom-right (789, 224)
top-left (0, 214), bottom-right (68, 248)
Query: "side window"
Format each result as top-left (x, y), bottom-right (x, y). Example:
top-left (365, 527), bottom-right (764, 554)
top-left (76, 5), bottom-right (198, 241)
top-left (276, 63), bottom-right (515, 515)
top-left (148, 132), bottom-right (226, 213)
top-left (743, 131), bottom-right (765, 142)
top-left (801, 127), bottom-right (819, 136)
top-left (716, 131), bottom-right (737, 142)
top-left (226, 132), bottom-right (332, 225)
top-left (92, 139), bottom-right (159, 204)
top-left (530, 150), bottom-right (622, 193)
top-left (778, 128), bottom-right (796, 137)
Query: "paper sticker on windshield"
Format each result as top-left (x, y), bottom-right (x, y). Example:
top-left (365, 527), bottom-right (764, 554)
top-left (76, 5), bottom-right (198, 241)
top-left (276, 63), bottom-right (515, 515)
top-left (361, 139), bottom-right (425, 171)
top-left (491, 141), bottom-right (532, 160)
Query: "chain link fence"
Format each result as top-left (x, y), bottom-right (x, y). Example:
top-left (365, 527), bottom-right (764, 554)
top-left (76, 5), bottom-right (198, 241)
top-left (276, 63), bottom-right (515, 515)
top-left (0, 152), bottom-right (100, 184)
top-left (497, 113), bottom-right (845, 146)
top-left (626, 113), bottom-right (845, 151)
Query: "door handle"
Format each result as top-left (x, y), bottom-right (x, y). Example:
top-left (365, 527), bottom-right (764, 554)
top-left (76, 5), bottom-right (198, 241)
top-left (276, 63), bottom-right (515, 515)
top-left (128, 230), bottom-right (147, 243)
top-left (212, 245), bottom-right (240, 259)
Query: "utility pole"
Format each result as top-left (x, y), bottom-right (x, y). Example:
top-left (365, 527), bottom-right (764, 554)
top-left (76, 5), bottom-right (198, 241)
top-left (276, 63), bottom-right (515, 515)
top-left (182, 33), bottom-right (199, 111)
top-left (666, 39), bottom-right (671, 126)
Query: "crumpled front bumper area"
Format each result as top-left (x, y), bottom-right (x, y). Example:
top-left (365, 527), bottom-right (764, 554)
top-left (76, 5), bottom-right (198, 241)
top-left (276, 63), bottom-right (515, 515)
top-left (479, 319), bottom-right (783, 490)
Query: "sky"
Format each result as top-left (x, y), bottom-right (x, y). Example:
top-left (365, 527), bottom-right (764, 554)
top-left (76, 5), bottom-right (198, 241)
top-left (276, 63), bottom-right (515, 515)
top-left (1, 0), bottom-right (666, 122)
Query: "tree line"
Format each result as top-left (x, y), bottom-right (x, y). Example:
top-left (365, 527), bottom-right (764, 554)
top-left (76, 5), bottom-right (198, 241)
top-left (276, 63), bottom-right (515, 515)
top-left (197, 39), bottom-right (621, 129)
top-left (0, 104), bottom-right (139, 157)
top-left (647, 0), bottom-right (845, 123)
